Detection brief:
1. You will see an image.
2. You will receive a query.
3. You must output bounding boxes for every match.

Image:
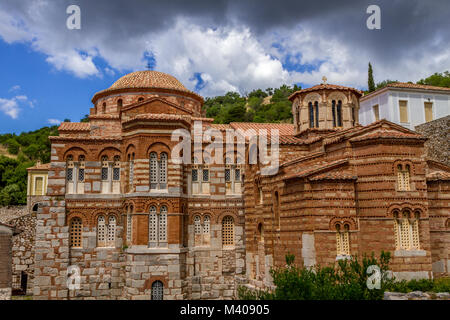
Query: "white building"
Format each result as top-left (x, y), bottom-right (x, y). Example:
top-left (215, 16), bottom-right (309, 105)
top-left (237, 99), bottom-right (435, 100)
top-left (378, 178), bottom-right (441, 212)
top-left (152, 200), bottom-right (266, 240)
top-left (359, 83), bottom-right (450, 129)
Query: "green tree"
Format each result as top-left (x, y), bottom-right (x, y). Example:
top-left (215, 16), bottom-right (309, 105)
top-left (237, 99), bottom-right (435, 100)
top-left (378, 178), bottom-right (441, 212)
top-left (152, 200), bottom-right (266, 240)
top-left (368, 62), bottom-right (376, 92)
top-left (417, 71), bottom-right (450, 87)
top-left (6, 139), bottom-right (20, 155)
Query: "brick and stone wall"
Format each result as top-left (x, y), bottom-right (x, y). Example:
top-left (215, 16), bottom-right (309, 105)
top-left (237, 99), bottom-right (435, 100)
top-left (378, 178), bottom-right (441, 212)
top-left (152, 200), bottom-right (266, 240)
top-left (415, 115), bottom-right (450, 166)
top-left (0, 225), bottom-right (13, 300)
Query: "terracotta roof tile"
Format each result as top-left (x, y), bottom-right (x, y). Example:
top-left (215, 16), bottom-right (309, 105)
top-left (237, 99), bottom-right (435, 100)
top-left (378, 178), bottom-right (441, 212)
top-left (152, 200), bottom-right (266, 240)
top-left (229, 122), bottom-right (295, 136)
top-left (58, 122), bottom-right (90, 131)
top-left (123, 113), bottom-right (190, 123)
top-left (362, 82), bottom-right (450, 100)
top-left (283, 159), bottom-right (348, 180)
top-left (426, 170), bottom-right (450, 180)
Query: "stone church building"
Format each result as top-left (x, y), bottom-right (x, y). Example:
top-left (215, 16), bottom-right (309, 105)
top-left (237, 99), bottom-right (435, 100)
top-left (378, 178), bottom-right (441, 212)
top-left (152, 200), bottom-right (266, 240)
top-left (32, 71), bottom-right (450, 300)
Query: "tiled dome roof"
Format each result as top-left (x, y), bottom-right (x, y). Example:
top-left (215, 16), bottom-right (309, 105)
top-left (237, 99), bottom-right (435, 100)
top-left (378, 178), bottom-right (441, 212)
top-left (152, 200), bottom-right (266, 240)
top-left (92, 71), bottom-right (202, 102)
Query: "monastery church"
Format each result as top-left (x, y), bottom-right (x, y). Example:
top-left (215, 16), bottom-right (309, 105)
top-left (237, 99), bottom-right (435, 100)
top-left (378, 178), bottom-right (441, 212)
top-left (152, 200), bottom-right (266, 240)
top-left (28, 70), bottom-right (449, 300)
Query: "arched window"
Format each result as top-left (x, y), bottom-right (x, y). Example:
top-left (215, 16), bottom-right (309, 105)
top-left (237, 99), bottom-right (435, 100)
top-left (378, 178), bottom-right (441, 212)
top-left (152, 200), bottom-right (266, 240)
top-left (308, 102), bottom-right (314, 128)
top-left (113, 156), bottom-right (120, 181)
top-left (117, 99), bottom-right (123, 107)
top-left (194, 215), bottom-right (202, 234)
top-left (257, 223), bottom-right (264, 243)
top-left (203, 215), bottom-right (210, 234)
top-left (393, 210), bottom-right (420, 250)
top-left (102, 102), bottom-right (106, 113)
top-left (336, 224), bottom-right (350, 255)
top-left (128, 153), bottom-right (135, 192)
top-left (67, 155), bottom-right (74, 182)
top-left (126, 205), bottom-right (133, 244)
top-left (397, 164), bottom-right (411, 191)
top-left (32, 203), bottom-right (39, 213)
top-left (149, 206), bottom-right (157, 242)
top-left (273, 191), bottom-right (280, 228)
top-left (222, 216), bottom-right (234, 246)
top-left (332, 100), bottom-right (337, 127)
top-left (70, 217), bottom-right (82, 248)
top-left (337, 100), bottom-right (343, 127)
top-left (159, 206), bottom-right (167, 242)
top-left (351, 106), bottom-right (356, 125)
top-left (101, 156), bottom-right (109, 181)
top-left (78, 155), bottom-right (85, 182)
top-left (151, 281), bottom-right (164, 300)
top-left (149, 152), bottom-right (158, 189)
top-left (314, 101), bottom-right (319, 128)
top-left (97, 216), bottom-right (106, 247)
top-left (159, 152), bottom-right (168, 189)
top-left (107, 215), bottom-right (116, 246)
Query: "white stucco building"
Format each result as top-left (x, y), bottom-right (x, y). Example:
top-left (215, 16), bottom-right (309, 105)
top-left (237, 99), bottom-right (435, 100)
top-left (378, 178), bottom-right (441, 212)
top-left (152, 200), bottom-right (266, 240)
top-left (359, 83), bottom-right (450, 129)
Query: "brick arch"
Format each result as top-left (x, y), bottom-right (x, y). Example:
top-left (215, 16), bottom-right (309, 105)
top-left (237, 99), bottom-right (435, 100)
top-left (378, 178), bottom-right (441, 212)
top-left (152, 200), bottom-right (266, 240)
top-left (302, 92), bottom-right (322, 106)
top-left (327, 91), bottom-right (348, 105)
top-left (144, 201), bottom-right (173, 213)
top-left (215, 211), bottom-right (238, 225)
top-left (189, 211), bottom-right (213, 224)
top-left (63, 147), bottom-right (88, 161)
top-left (92, 209), bottom-right (121, 225)
top-left (329, 217), bottom-right (356, 230)
top-left (67, 212), bottom-right (88, 226)
top-left (125, 144), bottom-right (136, 155)
top-left (123, 201), bottom-right (136, 213)
top-left (147, 142), bottom-right (171, 159)
top-left (392, 159), bottom-right (415, 175)
top-left (387, 203), bottom-right (426, 217)
top-left (144, 276), bottom-right (168, 290)
top-left (97, 147), bottom-right (121, 161)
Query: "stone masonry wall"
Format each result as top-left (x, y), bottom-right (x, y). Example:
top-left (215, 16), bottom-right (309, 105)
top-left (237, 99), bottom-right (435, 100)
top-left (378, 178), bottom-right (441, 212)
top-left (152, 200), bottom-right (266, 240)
top-left (415, 115), bottom-right (450, 166)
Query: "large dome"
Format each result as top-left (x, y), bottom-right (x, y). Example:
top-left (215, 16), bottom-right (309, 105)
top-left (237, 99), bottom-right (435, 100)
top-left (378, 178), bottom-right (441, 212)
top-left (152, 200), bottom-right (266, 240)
top-left (92, 70), bottom-right (202, 102)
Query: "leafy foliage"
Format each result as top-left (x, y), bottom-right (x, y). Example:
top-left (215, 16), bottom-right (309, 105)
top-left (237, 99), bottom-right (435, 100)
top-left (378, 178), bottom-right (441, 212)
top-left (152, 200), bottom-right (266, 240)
top-left (238, 252), bottom-right (394, 300)
top-left (417, 71), bottom-right (450, 87)
top-left (203, 84), bottom-right (300, 124)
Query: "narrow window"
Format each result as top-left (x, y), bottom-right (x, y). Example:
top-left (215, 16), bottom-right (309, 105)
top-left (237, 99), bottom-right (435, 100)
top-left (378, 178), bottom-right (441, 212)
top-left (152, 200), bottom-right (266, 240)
top-left (150, 152), bottom-right (158, 189)
top-left (102, 102), bottom-right (106, 113)
top-left (351, 107), bottom-right (356, 125)
top-left (78, 155), bottom-right (85, 182)
top-left (399, 100), bottom-right (408, 123)
top-left (35, 177), bottom-right (43, 196)
top-left (202, 168), bottom-right (209, 182)
top-left (149, 206), bottom-right (157, 242)
top-left (159, 152), bottom-right (167, 189)
top-left (159, 206), bottom-right (167, 242)
top-left (101, 156), bottom-right (109, 181)
top-left (192, 168), bottom-right (198, 182)
top-left (337, 100), bottom-right (342, 127)
top-left (67, 155), bottom-right (74, 182)
top-left (309, 102), bottom-right (314, 128)
top-left (194, 215), bottom-right (202, 234)
top-left (373, 104), bottom-right (380, 121)
top-left (411, 211), bottom-right (420, 249)
top-left (314, 101), bottom-right (319, 128)
top-left (151, 281), bottom-right (164, 300)
top-left (107, 215), bottom-right (116, 246)
top-left (126, 205), bottom-right (133, 244)
top-left (424, 102), bottom-right (433, 122)
top-left (117, 99), bottom-right (123, 107)
top-left (203, 215), bottom-right (210, 234)
top-left (128, 153), bottom-right (134, 191)
top-left (113, 156), bottom-right (120, 181)
top-left (258, 223), bottom-right (264, 243)
top-left (222, 216), bottom-right (234, 246)
top-left (225, 168), bottom-right (231, 182)
top-left (70, 217), bottom-right (82, 248)
top-left (397, 164), bottom-right (411, 191)
top-left (138, 97), bottom-right (144, 102)
top-left (273, 191), bottom-right (280, 228)
top-left (97, 216), bottom-right (106, 247)
top-left (332, 100), bottom-right (337, 127)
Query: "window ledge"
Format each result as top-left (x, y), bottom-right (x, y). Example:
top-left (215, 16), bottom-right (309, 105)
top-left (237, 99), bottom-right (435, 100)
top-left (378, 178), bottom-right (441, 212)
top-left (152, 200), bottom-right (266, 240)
top-left (336, 254), bottom-right (352, 261)
top-left (394, 249), bottom-right (426, 257)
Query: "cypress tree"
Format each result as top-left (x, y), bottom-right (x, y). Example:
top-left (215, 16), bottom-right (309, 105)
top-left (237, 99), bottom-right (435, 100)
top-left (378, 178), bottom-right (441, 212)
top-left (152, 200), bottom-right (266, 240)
top-left (368, 62), bottom-right (376, 92)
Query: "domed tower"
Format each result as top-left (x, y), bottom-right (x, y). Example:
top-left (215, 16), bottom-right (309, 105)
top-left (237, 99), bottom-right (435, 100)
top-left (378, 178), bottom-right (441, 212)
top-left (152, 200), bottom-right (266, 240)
top-left (90, 70), bottom-right (204, 118)
top-left (288, 79), bottom-right (362, 137)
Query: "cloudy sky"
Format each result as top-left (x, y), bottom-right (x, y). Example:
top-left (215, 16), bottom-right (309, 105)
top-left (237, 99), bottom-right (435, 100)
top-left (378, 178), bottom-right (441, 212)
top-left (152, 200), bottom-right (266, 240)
top-left (0, 0), bottom-right (449, 133)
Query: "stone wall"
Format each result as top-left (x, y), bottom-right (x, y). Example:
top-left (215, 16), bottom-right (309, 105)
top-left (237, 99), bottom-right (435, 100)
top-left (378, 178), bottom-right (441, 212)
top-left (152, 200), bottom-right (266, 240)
top-left (415, 115), bottom-right (450, 166)
top-left (0, 225), bottom-right (13, 300)
top-left (0, 206), bottom-right (28, 224)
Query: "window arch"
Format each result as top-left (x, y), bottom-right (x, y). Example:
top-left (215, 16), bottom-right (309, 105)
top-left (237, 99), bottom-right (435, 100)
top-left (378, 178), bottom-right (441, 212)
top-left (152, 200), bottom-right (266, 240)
top-left (222, 216), bottom-right (235, 246)
top-left (397, 164), bottom-right (411, 191)
top-left (336, 224), bottom-right (350, 255)
top-left (151, 280), bottom-right (164, 300)
top-left (70, 217), bottom-right (82, 248)
top-left (194, 215), bottom-right (202, 234)
top-left (97, 215), bottom-right (107, 247)
top-left (336, 100), bottom-right (343, 127)
top-left (203, 215), bottom-right (210, 234)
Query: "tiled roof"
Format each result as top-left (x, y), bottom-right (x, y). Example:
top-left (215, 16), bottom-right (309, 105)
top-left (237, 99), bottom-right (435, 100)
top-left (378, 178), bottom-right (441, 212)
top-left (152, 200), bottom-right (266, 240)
top-left (349, 129), bottom-right (424, 142)
top-left (283, 159), bottom-right (348, 180)
top-left (27, 162), bottom-right (50, 171)
top-left (123, 113), bottom-right (191, 124)
top-left (289, 84), bottom-right (363, 100)
top-left (229, 122), bottom-right (295, 136)
top-left (426, 170), bottom-right (450, 181)
top-left (210, 124), bottom-right (232, 130)
top-left (58, 122), bottom-right (90, 131)
top-left (93, 71), bottom-right (203, 101)
top-left (361, 82), bottom-right (450, 100)
top-left (308, 171), bottom-right (357, 181)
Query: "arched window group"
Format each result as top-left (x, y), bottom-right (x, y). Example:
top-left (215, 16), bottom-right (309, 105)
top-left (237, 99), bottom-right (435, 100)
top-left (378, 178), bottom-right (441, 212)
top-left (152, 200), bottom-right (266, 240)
top-left (222, 216), bottom-right (235, 247)
top-left (336, 224), bottom-right (350, 255)
top-left (66, 154), bottom-right (85, 194)
top-left (397, 164), bottom-right (411, 191)
top-left (393, 210), bottom-right (420, 250)
top-left (308, 101), bottom-right (319, 128)
top-left (149, 205), bottom-right (168, 247)
top-left (332, 100), bottom-right (343, 127)
top-left (150, 152), bottom-right (168, 190)
top-left (225, 165), bottom-right (242, 194)
top-left (69, 217), bottom-right (83, 248)
top-left (191, 160), bottom-right (210, 194)
top-left (101, 155), bottom-right (121, 194)
top-left (97, 215), bottom-right (117, 247)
